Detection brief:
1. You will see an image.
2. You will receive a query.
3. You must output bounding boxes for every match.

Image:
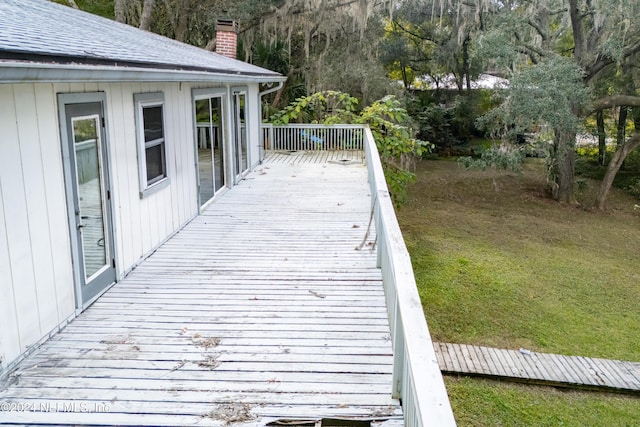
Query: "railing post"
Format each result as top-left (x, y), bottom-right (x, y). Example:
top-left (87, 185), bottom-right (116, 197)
top-left (392, 299), bottom-right (405, 399)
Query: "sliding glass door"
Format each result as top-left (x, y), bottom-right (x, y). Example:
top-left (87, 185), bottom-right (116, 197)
top-left (194, 91), bottom-right (226, 207)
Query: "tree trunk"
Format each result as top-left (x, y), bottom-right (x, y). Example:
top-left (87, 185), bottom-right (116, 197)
top-left (175, 13), bottom-right (189, 42)
top-left (139, 0), bottom-right (156, 31)
top-left (616, 106), bottom-right (627, 146)
top-left (597, 110), bottom-right (606, 165)
top-left (401, 66), bottom-right (409, 89)
top-left (114, 0), bottom-right (127, 23)
top-left (596, 134), bottom-right (640, 210)
top-left (462, 35), bottom-right (471, 93)
top-left (552, 129), bottom-right (577, 203)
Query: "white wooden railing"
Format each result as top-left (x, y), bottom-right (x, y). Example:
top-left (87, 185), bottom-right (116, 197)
top-left (262, 123), bottom-right (455, 425)
top-left (261, 123), bottom-right (365, 151)
top-left (363, 127), bottom-right (456, 426)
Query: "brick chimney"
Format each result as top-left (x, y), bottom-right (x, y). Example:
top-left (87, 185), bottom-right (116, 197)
top-left (216, 19), bottom-right (238, 59)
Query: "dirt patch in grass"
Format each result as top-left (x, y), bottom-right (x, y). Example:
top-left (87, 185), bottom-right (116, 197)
top-left (397, 158), bottom-right (640, 361)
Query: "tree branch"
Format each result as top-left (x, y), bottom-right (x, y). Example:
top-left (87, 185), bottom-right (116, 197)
top-left (526, 19), bottom-right (548, 42)
top-left (585, 40), bottom-right (640, 81)
top-left (587, 95), bottom-right (640, 115)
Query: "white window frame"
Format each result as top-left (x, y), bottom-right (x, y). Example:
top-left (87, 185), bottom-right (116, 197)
top-left (134, 92), bottom-right (170, 198)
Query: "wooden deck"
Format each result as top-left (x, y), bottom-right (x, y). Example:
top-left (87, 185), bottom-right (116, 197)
top-left (264, 150), bottom-right (364, 165)
top-left (435, 342), bottom-right (640, 394)
top-left (0, 152), bottom-right (403, 426)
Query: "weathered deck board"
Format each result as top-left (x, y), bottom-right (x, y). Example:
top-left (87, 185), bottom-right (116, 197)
top-left (0, 152), bottom-right (403, 426)
top-left (264, 150), bottom-right (364, 165)
top-left (434, 342), bottom-right (640, 394)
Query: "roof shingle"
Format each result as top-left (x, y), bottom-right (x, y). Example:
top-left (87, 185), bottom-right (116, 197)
top-left (0, 0), bottom-right (281, 79)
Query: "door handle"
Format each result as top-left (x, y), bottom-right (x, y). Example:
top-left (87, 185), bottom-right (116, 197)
top-left (77, 223), bottom-right (85, 229)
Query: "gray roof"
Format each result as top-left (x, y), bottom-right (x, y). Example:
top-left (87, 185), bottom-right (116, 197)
top-left (0, 0), bottom-right (284, 83)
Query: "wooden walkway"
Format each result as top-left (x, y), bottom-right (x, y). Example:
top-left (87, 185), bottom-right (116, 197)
top-left (434, 342), bottom-right (640, 394)
top-left (0, 152), bottom-right (403, 426)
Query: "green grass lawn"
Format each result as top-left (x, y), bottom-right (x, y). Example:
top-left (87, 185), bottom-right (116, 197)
top-left (446, 377), bottom-right (640, 427)
top-left (396, 158), bottom-right (640, 425)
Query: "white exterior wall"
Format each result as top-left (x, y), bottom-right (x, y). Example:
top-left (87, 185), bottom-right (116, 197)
top-left (1, 80), bottom-right (260, 373)
top-left (102, 82), bottom-right (199, 275)
top-left (0, 83), bottom-right (76, 371)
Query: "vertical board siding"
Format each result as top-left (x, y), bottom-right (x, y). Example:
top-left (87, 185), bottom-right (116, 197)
top-left (102, 83), bottom-right (131, 276)
top-left (104, 82), bottom-right (197, 274)
top-left (34, 85), bottom-right (75, 322)
top-left (0, 81), bottom-right (203, 373)
top-left (0, 84), bottom-right (42, 354)
top-left (120, 82), bottom-right (145, 272)
top-left (0, 84), bottom-right (77, 370)
top-left (13, 84), bottom-right (57, 334)
top-left (0, 166), bottom-right (21, 370)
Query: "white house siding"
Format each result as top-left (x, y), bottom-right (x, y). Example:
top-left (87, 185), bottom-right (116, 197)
top-left (0, 79), bottom-right (267, 373)
top-left (0, 83), bottom-right (76, 371)
top-left (100, 82), bottom-right (198, 276)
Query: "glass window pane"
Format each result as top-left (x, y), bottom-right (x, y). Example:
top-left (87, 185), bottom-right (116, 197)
top-left (72, 116), bottom-right (108, 278)
top-left (146, 143), bottom-right (165, 182)
top-left (143, 106), bottom-right (164, 142)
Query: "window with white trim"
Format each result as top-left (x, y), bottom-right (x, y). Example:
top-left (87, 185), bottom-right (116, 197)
top-left (134, 92), bottom-right (169, 197)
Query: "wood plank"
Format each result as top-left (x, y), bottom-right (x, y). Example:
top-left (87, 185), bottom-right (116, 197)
top-left (50, 334), bottom-right (390, 349)
top-left (13, 367), bottom-right (392, 385)
top-left (0, 387), bottom-right (399, 406)
top-left (583, 357), bottom-right (616, 387)
top-left (0, 153), bottom-right (406, 424)
top-left (572, 356), bottom-right (603, 386)
top-left (460, 344), bottom-right (479, 373)
top-left (10, 376), bottom-right (391, 395)
top-left (433, 343), bottom-right (640, 394)
top-left (557, 355), bottom-right (589, 385)
top-left (24, 349), bottom-right (393, 366)
top-left (467, 345), bottom-right (490, 375)
top-left (601, 359), bottom-right (639, 389)
top-left (506, 350), bottom-right (533, 378)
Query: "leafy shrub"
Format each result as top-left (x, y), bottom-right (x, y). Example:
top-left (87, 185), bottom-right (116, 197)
top-left (458, 143), bottom-right (524, 173)
top-left (409, 91), bottom-right (494, 153)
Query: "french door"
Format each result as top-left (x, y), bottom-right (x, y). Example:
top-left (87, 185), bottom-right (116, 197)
top-left (194, 90), bottom-right (227, 207)
top-left (59, 94), bottom-right (116, 305)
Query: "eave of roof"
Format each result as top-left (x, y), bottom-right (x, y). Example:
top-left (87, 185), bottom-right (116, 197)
top-left (0, 60), bottom-right (287, 85)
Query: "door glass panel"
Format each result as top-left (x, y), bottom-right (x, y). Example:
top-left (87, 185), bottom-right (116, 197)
top-left (211, 97), bottom-right (225, 192)
top-left (234, 93), bottom-right (248, 177)
top-left (72, 115), bottom-right (108, 280)
top-left (195, 96), bottom-right (225, 206)
top-left (238, 94), bottom-right (247, 174)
